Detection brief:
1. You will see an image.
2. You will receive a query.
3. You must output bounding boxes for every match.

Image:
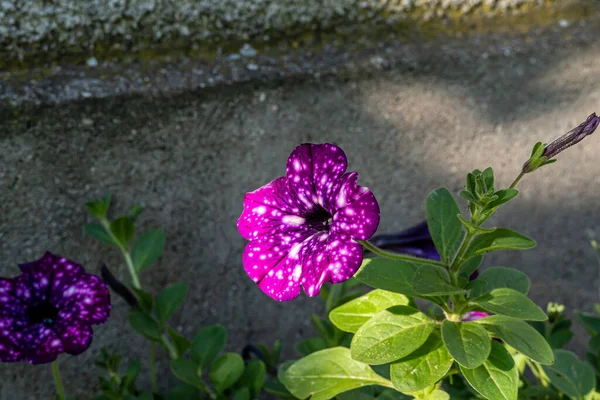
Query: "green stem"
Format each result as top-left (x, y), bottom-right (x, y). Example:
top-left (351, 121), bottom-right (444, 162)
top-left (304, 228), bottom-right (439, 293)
top-left (358, 240), bottom-right (446, 267)
top-left (161, 333), bottom-right (179, 360)
top-left (449, 232), bottom-right (475, 274)
top-left (509, 171), bottom-right (525, 189)
top-left (52, 360), bottom-right (65, 400)
top-left (150, 342), bottom-right (158, 393)
top-left (122, 251), bottom-right (141, 289)
top-left (100, 219), bottom-right (141, 289)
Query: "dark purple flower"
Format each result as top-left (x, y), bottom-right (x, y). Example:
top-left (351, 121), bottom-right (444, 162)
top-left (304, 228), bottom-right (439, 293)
top-left (369, 220), bottom-right (440, 261)
top-left (0, 252), bottom-right (111, 364)
top-left (238, 143), bottom-right (380, 301)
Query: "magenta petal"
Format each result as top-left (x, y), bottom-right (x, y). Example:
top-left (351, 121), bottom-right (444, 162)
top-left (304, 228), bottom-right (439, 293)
top-left (331, 178), bottom-right (380, 240)
top-left (300, 233), bottom-right (364, 296)
top-left (55, 321), bottom-right (93, 355)
top-left (286, 143), bottom-right (348, 203)
top-left (238, 177), bottom-right (306, 241)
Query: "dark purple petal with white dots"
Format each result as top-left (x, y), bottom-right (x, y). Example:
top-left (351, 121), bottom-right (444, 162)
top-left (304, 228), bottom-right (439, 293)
top-left (238, 143), bottom-right (380, 301)
top-left (0, 252), bottom-right (111, 364)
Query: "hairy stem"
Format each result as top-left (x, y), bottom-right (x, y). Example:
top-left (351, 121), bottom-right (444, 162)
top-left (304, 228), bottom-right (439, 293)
top-left (150, 342), bottom-right (158, 392)
top-left (358, 240), bottom-right (446, 267)
top-left (509, 171), bottom-right (525, 189)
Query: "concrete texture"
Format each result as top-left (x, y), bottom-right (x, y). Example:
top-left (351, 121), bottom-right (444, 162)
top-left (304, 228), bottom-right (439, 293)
top-left (0, 0), bottom-right (585, 66)
top-left (2, 15), bottom-right (600, 400)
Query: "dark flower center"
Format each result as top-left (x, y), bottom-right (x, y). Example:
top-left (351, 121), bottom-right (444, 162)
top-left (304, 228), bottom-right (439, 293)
top-left (26, 302), bottom-right (59, 326)
top-left (304, 206), bottom-right (333, 232)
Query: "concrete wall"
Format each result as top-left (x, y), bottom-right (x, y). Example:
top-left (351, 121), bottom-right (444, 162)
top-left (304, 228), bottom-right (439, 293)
top-left (1, 0), bottom-right (551, 63)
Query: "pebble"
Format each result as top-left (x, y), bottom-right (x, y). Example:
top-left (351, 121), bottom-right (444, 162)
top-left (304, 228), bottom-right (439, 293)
top-left (240, 43), bottom-right (258, 57)
top-left (86, 57), bottom-right (98, 67)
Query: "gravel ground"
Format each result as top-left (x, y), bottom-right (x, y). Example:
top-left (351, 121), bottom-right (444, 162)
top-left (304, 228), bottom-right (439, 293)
top-left (1, 15), bottom-right (600, 399)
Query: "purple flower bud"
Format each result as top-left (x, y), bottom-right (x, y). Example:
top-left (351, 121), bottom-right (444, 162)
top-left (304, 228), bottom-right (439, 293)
top-left (543, 113), bottom-right (599, 159)
top-left (523, 113), bottom-right (599, 173)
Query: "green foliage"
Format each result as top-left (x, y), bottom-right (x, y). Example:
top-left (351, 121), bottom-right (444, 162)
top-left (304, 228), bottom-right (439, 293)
top-left (191, 325), bottom-right (227, 372)
top-left (351, 306), bottom-right (434, 364)
top-left (465, 229), bottom-right (535, 257)
top-left (329, 290), bottom-right (413, 333)
top-left (469, 288), bottom-right (547, 321)
top-left (128, 310), bottom-right (162, 341)
top-left (354, 258), bottom-right (423, 296)
top-left (110, 216), bottom-right (135, 248)
top-left (477, 316), bottom-right (554, 365)
top-left (459, 341), bottom-right (518, 400)
top-left (542, 350), bottom-right (596, 398)
top-left (131, 228), bottom-right (165, 271)
top-left (168, 327), bottom-right (192, 358)
top-left (86, 195), bottom-right (112, 219)
top-left (390, 332), bottom-right (453, 393)
top-left (295, 338), bottom-right (327, 356)
top-left (210, 353), bottom-right (245, 393)
top-left (155, 283), bottom-right (188, 326)
top-left (412, 265), bottom-right (465, 296)
top-left (84, 223), bottom-right (117, 246)
top-left (426, 187), bottom-right (466, 264)
top-left (170, 358), bottom-right (207, 389)
top-left (467, 267), bottom-right (530, 298)
top-left (279, 348), bottom-right (392, 400)
top-left (441, 320), bottom-right (491, 369)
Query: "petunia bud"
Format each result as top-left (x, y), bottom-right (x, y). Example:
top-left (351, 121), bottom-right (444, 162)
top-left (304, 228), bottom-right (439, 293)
top-left (101, 264), bottom-right (138, 308)
top-left (522, 113), bottom-right (599, 173)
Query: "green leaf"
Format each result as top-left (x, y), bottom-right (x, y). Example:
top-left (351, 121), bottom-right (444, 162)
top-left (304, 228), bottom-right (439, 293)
top-left (128, 310), bottom-right (162, 341)
top-left (236, 360), bottom-right (266, 397)
top-left (428, 390), bottom-right (450, 400)
top-left (131, 229), bottom-right (165, 271)
top-left (330, 290), bottom-right (413, 333)
top-left (128, 204), bottom-right (144, 221)
top-left (279, 347), bottom-right (391, 400)
top-left (426, 187), bottom-right (466, 264)
top-left (354, 258), bottom-right (429, 295)
top-left (476, 316), bottom-right (554, 365)
top-left (412, 265), bottom-right (466, 296)
top-left (482, 167), bottom-right (494, 192)
top-left (131, 287), bottom-right (154, 313)
top-left (170, 358), bottom-right (205, 389)
top-left (469, 288), bottom-right (547, 321)
top-left (468, 267), bottom-right (530, 298)
top-left (191, 325), bottom-right (227, 371)
top-left (441, 320), bottom-right (491, 368)
top-left (210, 353), bottom-right (245, 393)
top-left (530, 142), bottom-right (544, 159)
top-left (84, 223), bottom-right (117, 246)
top-left (167, 384), bottom-right (202, 400)
top-left (542, 350), bottom-right (596, 398)
top-left (295, 338), bottom-right (327, 356)
top-left (485, 189), bottom-right (519, 210)
top-left (456, 255), bottom-right (483, 286)
top-left (110, 216), bottom-right (135, 247)
top-left (263, 379), bottom-right (295, 399)
top-left (351, 306), bottom-right (434, 364)
top-left (577, 312), bottom-right (600, 335)
top-left (459, 341), bottom-right (518, 400)
top-left (548, 329), bottom-right (574, 349)
top-left (232, 388), bottom-right (250, 400)
top-left (466, 229), bottom-right (535, 256)
top-left (155, 283), bottom-right (188, 326)
top-left (168, 327), bottom-right (192, 357)
top-left (459, 190), bottom-right (480, 204)
top-left (390, 331), bottom-right (453, 393)
top-left (86, 195), bottom-right (112, 218)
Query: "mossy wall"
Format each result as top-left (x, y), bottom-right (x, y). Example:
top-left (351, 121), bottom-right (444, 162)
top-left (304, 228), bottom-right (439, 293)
top-left (0, 0), bottom-right (566, 65)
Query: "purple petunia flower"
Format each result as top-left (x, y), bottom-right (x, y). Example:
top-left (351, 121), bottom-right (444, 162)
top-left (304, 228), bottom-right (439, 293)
top-left (369, 220), bottom-right (441, 261)
top-left (238, 143), bottom-right (380, 301)
top-left (0, 252), bottom-right (111, 364)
